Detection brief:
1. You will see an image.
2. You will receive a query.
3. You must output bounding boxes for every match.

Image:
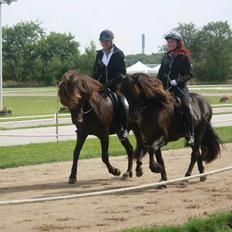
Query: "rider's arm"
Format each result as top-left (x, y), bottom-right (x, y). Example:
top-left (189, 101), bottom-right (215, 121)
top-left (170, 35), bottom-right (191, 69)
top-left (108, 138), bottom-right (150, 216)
top-left (176, 55), bottom-right (192, 85)
top-left (115, 52), bottom-right (126, 77)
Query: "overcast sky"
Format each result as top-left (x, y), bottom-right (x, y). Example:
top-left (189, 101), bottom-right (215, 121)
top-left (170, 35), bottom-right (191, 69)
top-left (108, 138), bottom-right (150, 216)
top-left (3, 0), bottom-right (232, 55)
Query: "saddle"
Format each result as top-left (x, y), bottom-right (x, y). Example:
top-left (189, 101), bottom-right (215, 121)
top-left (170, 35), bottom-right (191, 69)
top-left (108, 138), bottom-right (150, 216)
top-left (101, 88), bottom-right (119, 115)
top-left (173, 96), bottom-right (198, 122)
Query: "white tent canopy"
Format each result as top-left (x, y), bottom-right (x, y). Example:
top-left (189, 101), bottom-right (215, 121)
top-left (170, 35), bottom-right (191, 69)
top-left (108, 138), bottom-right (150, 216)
top-left (127, 61), bottom-right (154, 74)
top-left (127, 61), bottom-right (160, 75)
top-left (151, 64), bottom-right (161, 75)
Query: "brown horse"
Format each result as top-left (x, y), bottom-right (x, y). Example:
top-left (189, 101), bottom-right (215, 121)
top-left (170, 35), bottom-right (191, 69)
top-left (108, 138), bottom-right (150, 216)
top-left (58, 70), bottom-right (138, 184)
top-left (120, 73), bottom-right (222, 182)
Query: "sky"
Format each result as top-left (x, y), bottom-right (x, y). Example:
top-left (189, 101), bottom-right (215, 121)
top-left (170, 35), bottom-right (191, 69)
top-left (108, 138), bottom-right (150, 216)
top-left (3, 0), bottom-right (232, 55)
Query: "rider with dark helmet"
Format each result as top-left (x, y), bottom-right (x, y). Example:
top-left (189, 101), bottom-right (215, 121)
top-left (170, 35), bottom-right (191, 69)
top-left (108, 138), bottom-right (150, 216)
top-left (93, 29), bottom-right (129, 141)
top-left (157, 31), bottom-right (195, 146)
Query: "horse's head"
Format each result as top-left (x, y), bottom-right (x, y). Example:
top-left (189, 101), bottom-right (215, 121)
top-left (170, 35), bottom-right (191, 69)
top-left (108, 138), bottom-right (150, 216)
top-left (120, 73), bottom-right (171, 122)
top-left (58, 70), bottom-right (103, 110)
top-left (120, 73), bottom-right (146, 122)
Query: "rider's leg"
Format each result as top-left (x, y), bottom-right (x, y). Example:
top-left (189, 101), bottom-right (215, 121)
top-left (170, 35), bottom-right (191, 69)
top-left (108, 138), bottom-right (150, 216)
top-left (182, 104), bottom-right (195, 146)
top-left (174, 87), bottom-right (195, 146)
top-left (117, 95), bottom-right (129, 140)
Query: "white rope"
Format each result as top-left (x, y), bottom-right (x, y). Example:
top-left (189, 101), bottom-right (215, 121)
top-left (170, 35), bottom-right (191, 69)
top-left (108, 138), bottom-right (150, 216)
top-left (0, 166), bottom-right (231, 206)
top-left (0, 118), bottom-right (232, 137)
top-left (0, 134), bottom-right (75, 137)
top-left (0, 113), bottom-right (70, 121)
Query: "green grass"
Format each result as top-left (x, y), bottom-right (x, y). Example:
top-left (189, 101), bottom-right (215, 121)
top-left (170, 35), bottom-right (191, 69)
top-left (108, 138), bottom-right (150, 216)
top-left (122, 211), bottom-right (232, 232)
top-left (4, 87), bottom-right (57, 92)
top-left (0, 90), bottom-right (231, 119)
top-left (0, 135), bottom-right (135, 169)
top-left (0, 127), bottom-right (231, 169)
top-left (3, 96), bottom-right (62, 116)
top-left (206, 96), bottom-right (232, 105)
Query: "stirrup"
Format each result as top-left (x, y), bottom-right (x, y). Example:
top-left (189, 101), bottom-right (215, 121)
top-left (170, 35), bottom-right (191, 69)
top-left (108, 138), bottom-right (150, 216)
top-left (119, 130), bottom-right (128, 141)
top-left (187, 135), bottom-right (195, 147)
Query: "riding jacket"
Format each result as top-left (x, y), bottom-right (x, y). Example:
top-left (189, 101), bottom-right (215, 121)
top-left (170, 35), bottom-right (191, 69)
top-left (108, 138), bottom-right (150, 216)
top-left (158, 52), bottom-right (193, 108)
top-left (157, 53), bottom-right (192, 90)
top-left (92, 45), bottom-right (126, 89)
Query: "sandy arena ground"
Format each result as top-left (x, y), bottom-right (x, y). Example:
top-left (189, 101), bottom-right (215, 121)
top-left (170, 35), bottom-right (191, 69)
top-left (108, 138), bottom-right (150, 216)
top-left (0, 144), bottom-right (232, 232)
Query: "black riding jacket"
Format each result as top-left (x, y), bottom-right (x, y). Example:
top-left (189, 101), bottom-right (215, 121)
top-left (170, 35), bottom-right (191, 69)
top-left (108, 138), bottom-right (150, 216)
top-left (157, 52), bottom-right (192, 90)
top-left (92, 45), bottom-right (126, 88)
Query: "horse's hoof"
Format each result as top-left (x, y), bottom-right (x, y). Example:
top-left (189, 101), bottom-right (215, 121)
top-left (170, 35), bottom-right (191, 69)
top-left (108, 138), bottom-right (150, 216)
top-left (156, 184), bottom-right (167, 189)
top-left (113, 168), bottom-right (121, 176)
top-left (150, 164), bottom-right (163, 173)
top-left (122, 172), bottom-right (132, 180)
top-left (200, 176), bottom-right (207, 182)
top-left (136, 168), bottom-right (143, 177)
top-left (181, 180), bottom-right (189, 187)
top-left (155, 179), bottom-right (167, 189)
top-left (68, 177), bottom-right (77, 184)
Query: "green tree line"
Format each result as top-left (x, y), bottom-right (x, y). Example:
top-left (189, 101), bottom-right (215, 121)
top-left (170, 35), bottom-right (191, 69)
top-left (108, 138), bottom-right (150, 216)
top-left (174, 21), bottom-right (232, 83)
top-left (3, 21), bottom-right (96, 86)
top-left (3, 20), bottom-right (232, 86)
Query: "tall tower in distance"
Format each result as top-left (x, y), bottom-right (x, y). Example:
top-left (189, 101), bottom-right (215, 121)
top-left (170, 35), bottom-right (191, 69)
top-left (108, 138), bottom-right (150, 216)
top-left (142, 33), bottom-right (145, 54)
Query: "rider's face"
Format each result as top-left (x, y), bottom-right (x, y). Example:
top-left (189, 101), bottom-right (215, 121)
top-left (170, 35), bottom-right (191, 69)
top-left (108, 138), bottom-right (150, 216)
top-left (167, 39), bottom-right (177, 51)
top-left (100, 40), bottom-right (113, 51)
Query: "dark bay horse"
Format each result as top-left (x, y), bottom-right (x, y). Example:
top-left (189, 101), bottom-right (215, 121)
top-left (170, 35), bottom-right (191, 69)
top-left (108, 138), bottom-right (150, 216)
top-left (58, 70), bottom-right (136, 184)
top-left (120, 73), bottom-right (222, 182)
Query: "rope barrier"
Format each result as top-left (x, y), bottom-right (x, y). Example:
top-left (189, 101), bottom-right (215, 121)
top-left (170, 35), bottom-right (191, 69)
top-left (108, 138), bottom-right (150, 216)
top-left (0, 118), bottom-right (232, 137)
top-left (0, 134), bottom-right (75, 137)
top-left (0, 166), bottom-right (231, 206)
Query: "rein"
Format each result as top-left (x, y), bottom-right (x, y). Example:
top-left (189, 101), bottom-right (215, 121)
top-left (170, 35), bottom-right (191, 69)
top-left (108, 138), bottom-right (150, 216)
top-left (76, 99), bottom-right (94, 116)
top-left (80, 106), bottom-right (93, 115)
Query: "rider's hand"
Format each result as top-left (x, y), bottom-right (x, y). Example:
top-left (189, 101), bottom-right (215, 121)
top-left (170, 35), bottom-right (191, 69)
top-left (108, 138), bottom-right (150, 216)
top-left (170, 79), bottom-right (177, 86)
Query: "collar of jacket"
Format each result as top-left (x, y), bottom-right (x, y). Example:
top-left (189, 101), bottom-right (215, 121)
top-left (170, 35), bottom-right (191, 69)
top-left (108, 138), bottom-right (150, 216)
top-left (97, 45), bottom-right (120, 56)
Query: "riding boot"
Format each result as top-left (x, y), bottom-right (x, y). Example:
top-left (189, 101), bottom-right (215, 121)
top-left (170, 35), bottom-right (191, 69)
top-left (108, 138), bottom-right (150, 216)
top-left (183, 108), bottom-right (195, 147)
top-left (117, 95), bottom-right (129, 141)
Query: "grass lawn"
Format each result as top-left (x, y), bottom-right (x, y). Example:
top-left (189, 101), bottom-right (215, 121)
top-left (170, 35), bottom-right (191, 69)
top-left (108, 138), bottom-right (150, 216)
top-left (1, 95), bottom-right (231, 118)
top-left (4, 87), bottom-right (57, 93)
top-left (123, 211), bottom-right (232, 232)
top-left (3, 96), bottom-right (62, 117)
top-left (0, 127), bottom-right (231, 169)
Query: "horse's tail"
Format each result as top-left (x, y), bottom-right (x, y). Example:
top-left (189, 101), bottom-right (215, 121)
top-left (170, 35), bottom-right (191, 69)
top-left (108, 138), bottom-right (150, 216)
top-left (201, 122), bottom-right (222, 163)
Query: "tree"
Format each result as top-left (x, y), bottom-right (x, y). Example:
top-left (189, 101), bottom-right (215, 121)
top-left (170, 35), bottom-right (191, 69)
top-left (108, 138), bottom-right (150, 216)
top-left (77, 41), bottom-right (96, 75)
top-left (174, 21), bottom-right (232, 82)
top-left (3, 21), bottom-right (44, 85)
top-left (195, 21), bottom-right (232, 82)
top-left (36, 32), bottom-right (80, 84)
top-left (126, 53), bottom-right (163, 67)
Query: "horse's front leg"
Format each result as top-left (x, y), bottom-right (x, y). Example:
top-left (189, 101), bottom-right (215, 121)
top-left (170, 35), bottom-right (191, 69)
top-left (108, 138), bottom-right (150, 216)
top-left (135, 147), bottom-right (145, 177)
top-left (119, 137), bottom-right (134, 179)
top-left (197, 150), bottom-right (206, 182)
top-left (148, 148), bottom-right (163, 174)
top-left (153, 149), bottom-right (167, 182)
top-left (100, 135), bottom-right (121, 176)
top-left (69, 131), bottom-right (87, 184)
top-left (185, 147), bottom-right (198, 178)
top-left (132, 126), bottom-right (145, 177)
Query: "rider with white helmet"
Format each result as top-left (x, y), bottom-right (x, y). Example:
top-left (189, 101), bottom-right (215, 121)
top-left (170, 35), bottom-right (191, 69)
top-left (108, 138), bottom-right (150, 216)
top-left (157, 31), bottom-right (195, 146)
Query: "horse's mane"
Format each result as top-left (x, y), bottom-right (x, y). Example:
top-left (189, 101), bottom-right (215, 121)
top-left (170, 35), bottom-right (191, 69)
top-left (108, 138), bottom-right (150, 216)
top-left (58, 70), bottom-right (103, 109)
top-left (129, 73), bottom-right (174, 105)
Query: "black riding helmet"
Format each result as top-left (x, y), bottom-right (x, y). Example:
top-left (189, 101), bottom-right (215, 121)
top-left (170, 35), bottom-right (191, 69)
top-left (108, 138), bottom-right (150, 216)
top-left (165, 31), bottom-right (183, 41)
top-left (99, 29), bottom-right (114, 41)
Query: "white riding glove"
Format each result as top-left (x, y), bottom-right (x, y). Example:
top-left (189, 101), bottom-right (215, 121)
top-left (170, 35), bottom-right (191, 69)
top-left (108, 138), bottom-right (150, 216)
top-left (170, 80), bottom-right (177, 86)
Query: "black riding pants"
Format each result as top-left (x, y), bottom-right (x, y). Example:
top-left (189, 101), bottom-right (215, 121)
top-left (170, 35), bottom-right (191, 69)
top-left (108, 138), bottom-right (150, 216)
top-left (117, 95), bottom-right (129, 129)
top-left (173, 86), bottom-right (194, 135)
